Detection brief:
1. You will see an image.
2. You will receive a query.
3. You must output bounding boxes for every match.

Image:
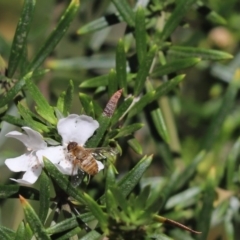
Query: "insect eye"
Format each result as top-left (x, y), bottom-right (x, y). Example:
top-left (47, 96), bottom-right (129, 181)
top-left (67, 142), bottom-right (73, 151)
top-left (67, 142), bottom-right (78, 151)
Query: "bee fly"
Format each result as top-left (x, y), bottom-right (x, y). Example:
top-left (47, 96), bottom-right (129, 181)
top-left (67, 141), bottom-right (117, 187)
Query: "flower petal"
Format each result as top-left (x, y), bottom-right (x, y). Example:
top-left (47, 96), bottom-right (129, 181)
top-left (96, 160), bottom-right (104, 172)
top-left (21, 164), bottom-right (42, 184)
top-left (10, 164), bottom-right (42, 185)
top-left (57, 114), bottom-right (99, 146)
top-left (9, 178), bottom-right (36, 185)
top-left (36, 146), bottom-right (65, 164)
top-left (6, 127), bottom-right (47, 150)
top-left (55, 159), bottom-right (75, 175)
top-left (5, 154), bottom-right (29, 172)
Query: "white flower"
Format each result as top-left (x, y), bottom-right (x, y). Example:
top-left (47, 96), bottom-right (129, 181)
top-left (5, 127), bottom-right (65, 185)
top-left (55, 114), bottom-right (104, 175)
top-left (5, 114), bottom-right (104, 185)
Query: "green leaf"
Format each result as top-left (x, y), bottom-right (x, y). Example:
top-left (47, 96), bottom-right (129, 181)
top-left (201, 70), bottom-right (240, 150)
top-left (226, 137), bottom-right (240, 189)
top-left (116, 39), bottom-right (127, 95)
top-left (206, 11), bottom-right (226, 25)
top-left (149, 233), bottom-right (174, 240)
top-left (196, 179), bottom-right (215, 240)
top-left (129, 74), bottom-right (185, 118)
top-left (1, 114), bottom-right (27, 127)
top-left (0, 77), bottom-right (25, 108)
top-left (79, 74), bottom-right (109, 88)
top-left (0, 74), bottom-right (11, 89)
top-left (18, 103), bottom-right (50, 133)
top-left (154, 74), bottom-right (185, 99)
top-left (151, 58), bottom-right (201, 77)
top-left (8, 0), bottom-right (36, 77)
top-left (55, 227), bottom-right (82, 240)
top-left (43, 158), bottom-right (87, 205)
top-left (27, 0), bottom-right (79, 72)
top-left (44, 158), bottom-right (109, 227)
top-left (135, 185), bottom-right (151, 210)
top-left (0, 226), bottom-right (15, 240)
top-left (77, 17), bottom-right (108, 35)
top-left (106, 164), bottom-right (116, 189)
top-left (31, 69), bottom-right (50, 79)
top-left (24, 224), bottom-right (32, 240)
top-left (161, 0), bottom-right (196, 41)
top-left (127, 138), bottom-right (142, 154)
top-left (80, 74), bottom-right (134, 89)
top-left (114, 123), bottom-right (144, 138)
top-left (79, 230), bottom-right (101, 240)
top-left (0, 105), bottom-right (7, 115)
top-left (46, 218), bottom-right (78, 235)
top-left (86, 90), bottom-right (122, 147)
top-left (146, 80), bottom-right (169, 143)
top-left (224, 221), bottom-right (234, 240)
top-left (83, 193), bottom-right (108, 230)
top-left (150, 151), bottom-right (205, 212)
top-left (168, 46), bottom-right (233, 60)
top-left (63, 80), bottom-right (74, 116)
top-left (19, 44), bottom-right (29, 76)
top-left (134, 45), bottom-right (158, 96)
top-left (110, 186), bottom-right (129, 213)
top-left (108, 69), bottom-right (118, 98)
top-left (56, 92), bottom-right (65, 114)
top-left (0, 184), bottom-right (20, 198)
top-left (111, 96), bottom-right (134, 125)
top-left (174, 151), bottom-right (206, 192)
top-left (196, 2), bottom-right (227, 25)
top-left (118, 155), bottom-right (152, 197)
top-left (79, 93), bottom-right (95, 117)
top-left (99, 155), bottom-right (152, 207)
top-left (135, 7), bottom-right (147, 66)
top-left (111, 0), bottom-right (135, 27)
top-left (15, 222), bottom-right (25, 240)
top-left (105, 189), bottom-right (121, 220)
top-left (46, 56), bottom-right (114, 71)
top-left (151, 107), bottom-right (169, 143)
top-left (88, 101), bottom-right (95, 118)
top-left (77, 14), bottom-right (120, 35)
top-left (78, 212), bottom-right (96, 223)
top-left (128, 91), bottom-right (155, 118)
top-left (86, 114), bottom-right (111, 147)
top-left (25, 77), bottom-right (56, 124)
top-left (39, 171), bottom-right (50, 224)
top-left (146, 171), bottom-right (179, 213)
top-left (0, 36), bottom-right (10, 59)
top-left (19, 195), bottom-right (51, 240)
top-left (165, 186), bottom-right (201, 210)
top-left (0, 55), bottom-right (6, 74)
top-left (46, 214), bottom-right (95, 234)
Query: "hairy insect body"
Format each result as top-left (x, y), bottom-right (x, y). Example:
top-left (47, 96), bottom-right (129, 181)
top-left (67, 142), bottom-right (98, 175)
top-left (67, 141), bottom-right (117, 187)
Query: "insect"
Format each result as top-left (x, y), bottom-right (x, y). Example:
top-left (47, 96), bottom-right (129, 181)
top-left (67, 141), bottom-right (118, 187)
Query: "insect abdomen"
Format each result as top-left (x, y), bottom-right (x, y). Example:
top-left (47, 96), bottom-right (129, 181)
top-left (81, 155), bottom-right (98, 175)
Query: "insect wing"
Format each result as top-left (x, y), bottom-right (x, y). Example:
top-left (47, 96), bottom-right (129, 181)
top-left (71, 168), bottom-right (85, 187)
top-left (90, 147), bottom-right (118, 160)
